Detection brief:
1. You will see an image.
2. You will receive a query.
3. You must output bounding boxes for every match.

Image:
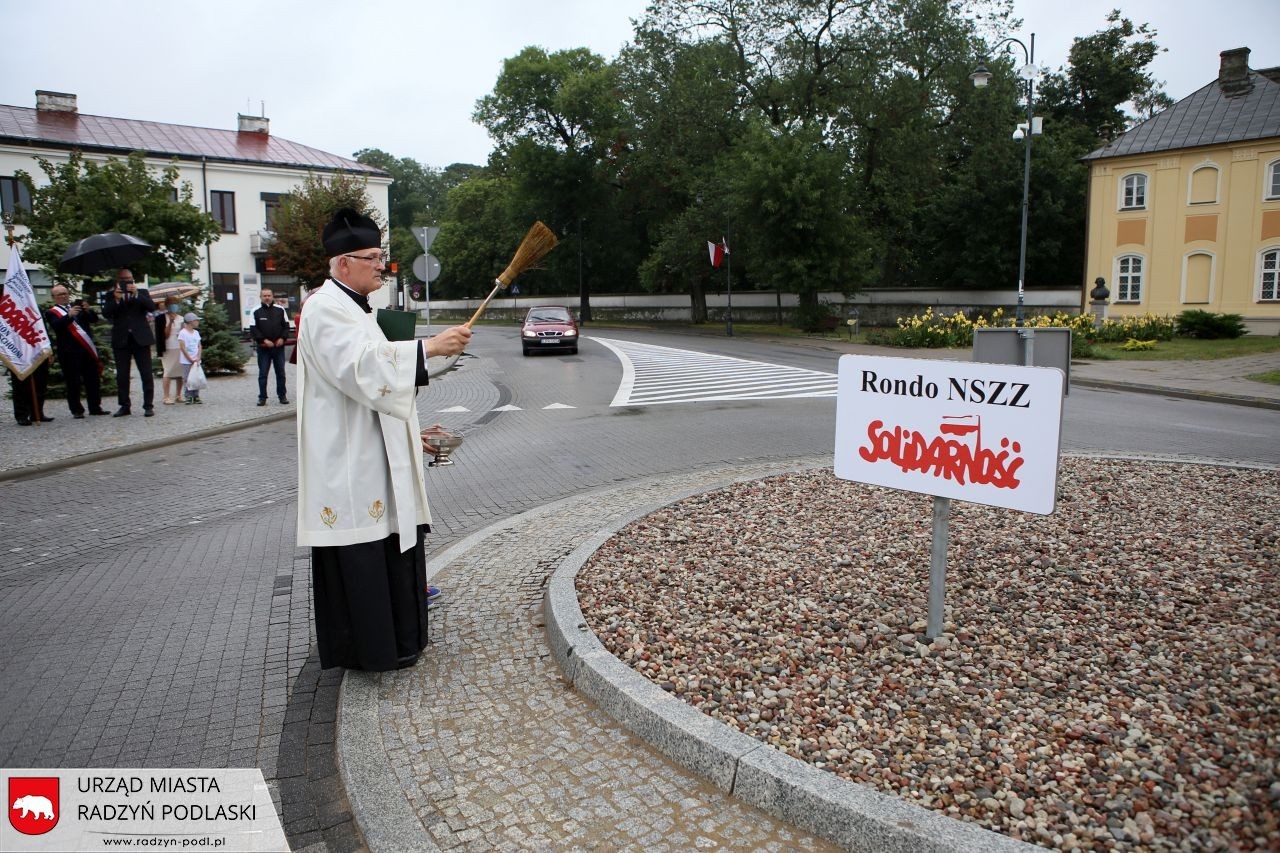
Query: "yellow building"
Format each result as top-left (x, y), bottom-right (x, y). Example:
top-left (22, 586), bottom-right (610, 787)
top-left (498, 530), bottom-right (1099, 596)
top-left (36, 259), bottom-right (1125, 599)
top-left (1083, 47), bottom-right (1280, 334)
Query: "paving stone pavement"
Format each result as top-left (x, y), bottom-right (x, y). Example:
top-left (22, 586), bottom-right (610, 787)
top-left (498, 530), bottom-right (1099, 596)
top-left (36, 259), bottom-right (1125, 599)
top-left (342, 458), bottom-right (845, 852)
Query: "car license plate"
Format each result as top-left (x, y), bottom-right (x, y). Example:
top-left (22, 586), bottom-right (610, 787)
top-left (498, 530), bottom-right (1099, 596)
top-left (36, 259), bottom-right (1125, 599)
top-left (540, 338), bottom-right (559, 344)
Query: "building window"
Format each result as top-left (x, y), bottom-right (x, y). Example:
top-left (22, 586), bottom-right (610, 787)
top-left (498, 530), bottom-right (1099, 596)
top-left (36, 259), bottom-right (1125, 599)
top-left (1261, 249), bottom-right (1279, 302)
top-left (0, 176), bottom-right (32, 216)
top-left (264, 200), bottom-right (281, 231)
top-left (1116, 255), bottom-right (1144, 302)
top-left (260, 192), bottom-right (285, 232)
top-left (1189, 166), bottom-right (1218, 205)
top-left (211, 190), bottom-right (236, 233)
top-left (1267, 161), bottom-right (1280, 201)
top-left (1120, 174), bottom-right (1147, 210)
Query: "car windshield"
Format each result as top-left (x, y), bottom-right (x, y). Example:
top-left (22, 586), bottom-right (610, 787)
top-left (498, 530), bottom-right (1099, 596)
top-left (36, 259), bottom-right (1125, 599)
top-left (528, 309), bottom-right (570, 323)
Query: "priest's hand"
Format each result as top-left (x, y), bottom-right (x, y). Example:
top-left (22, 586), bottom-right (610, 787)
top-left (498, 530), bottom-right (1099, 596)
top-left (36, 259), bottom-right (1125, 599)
top-left (422, 325), bottom-right (471, 359)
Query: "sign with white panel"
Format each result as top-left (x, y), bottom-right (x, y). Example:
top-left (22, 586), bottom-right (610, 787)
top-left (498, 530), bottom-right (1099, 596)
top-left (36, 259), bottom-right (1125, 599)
top-left (834, 355), bottom-right (1064, 514)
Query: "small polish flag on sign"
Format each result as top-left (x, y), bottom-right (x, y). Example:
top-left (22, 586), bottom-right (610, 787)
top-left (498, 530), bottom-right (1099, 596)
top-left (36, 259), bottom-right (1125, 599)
top-left (707, 239), bottom-right (729, 269)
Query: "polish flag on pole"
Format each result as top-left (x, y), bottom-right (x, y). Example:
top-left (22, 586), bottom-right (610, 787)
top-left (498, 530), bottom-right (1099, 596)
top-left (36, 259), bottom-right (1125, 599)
top-left (707, 238), bottom-right (729, 269)
top-left (0, 242), bottom-right (53, 379)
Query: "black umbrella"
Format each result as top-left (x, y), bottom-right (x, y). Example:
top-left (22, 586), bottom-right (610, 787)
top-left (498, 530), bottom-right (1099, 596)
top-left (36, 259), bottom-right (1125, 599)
top-left (58, 232), bottom-right (152, 275)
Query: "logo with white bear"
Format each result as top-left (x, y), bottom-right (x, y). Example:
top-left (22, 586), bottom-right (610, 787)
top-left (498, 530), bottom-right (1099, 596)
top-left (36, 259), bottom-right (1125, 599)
top-left (9, 777), bottom-right (59, 835)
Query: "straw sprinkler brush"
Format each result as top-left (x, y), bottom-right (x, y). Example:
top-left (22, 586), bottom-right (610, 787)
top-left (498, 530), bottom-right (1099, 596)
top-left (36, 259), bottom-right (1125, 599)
top-left (465, 221), bottom-right (559, 328)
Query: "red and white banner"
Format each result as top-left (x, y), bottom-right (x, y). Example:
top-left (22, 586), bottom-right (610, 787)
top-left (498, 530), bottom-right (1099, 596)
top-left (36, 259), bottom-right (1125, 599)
top-left (834, 355), bottom-right (1064, 514)
top-left (0, 243), bottom-right (52, 380)
top-left (706, 239), bottom-right (728, 269)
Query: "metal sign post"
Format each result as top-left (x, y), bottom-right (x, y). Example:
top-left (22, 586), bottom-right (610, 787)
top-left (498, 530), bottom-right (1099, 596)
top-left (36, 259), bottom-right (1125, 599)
top-left (928, 497), bottom-right (951, 639)
top-left (412, 228), bottom-right (440, 331)
top-left (412, 252), bottom-right (441, 331)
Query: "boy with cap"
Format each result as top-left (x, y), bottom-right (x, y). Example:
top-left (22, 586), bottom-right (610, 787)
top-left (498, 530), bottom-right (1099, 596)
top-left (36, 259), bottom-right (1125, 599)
top-left (295, 207), bottom-right (471, 672)
top-left (177, 312), bottom-right (202, 404)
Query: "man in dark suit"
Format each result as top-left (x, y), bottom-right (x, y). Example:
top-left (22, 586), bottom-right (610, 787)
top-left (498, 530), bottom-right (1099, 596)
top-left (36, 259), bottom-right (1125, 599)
top-left (45, 284), bottom-right (107, 418)
top-left (101, 268), bottom-right (157, 417)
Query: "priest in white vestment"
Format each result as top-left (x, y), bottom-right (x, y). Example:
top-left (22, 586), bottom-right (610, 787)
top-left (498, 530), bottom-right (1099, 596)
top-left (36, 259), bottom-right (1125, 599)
top-left (296, 208), bottom-right (471, 671)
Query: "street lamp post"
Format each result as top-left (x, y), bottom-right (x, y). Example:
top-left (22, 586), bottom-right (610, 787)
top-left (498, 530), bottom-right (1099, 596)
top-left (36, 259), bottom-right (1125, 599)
top-left (972, 33), bottom-right (1041, 362)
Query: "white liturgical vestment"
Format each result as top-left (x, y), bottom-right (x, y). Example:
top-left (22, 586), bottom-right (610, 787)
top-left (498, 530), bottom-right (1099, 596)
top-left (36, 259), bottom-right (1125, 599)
top-left (295, 280), bottom-right (430, 553)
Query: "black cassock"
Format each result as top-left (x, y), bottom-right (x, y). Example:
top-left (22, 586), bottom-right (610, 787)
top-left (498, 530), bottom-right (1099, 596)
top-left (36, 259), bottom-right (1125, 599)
top-left (311, 524), bottom-right (431, 671)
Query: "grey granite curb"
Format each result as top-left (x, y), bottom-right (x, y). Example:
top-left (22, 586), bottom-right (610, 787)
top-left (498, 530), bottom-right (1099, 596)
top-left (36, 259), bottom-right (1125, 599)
top-left (543, 472), bottom-right (1037, 853)
top-left (1068, 377), bottom-right (1280, 410)
top-left (336, 672), bottom-right (443, 853)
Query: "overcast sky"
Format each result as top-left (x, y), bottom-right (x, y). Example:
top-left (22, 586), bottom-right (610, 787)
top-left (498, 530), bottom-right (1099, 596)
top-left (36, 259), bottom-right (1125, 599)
top-left (3, 0), bottom-right (1273, 170)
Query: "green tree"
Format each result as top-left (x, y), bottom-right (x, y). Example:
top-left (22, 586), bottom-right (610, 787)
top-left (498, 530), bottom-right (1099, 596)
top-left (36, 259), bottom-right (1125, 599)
top-left (15, 151), bottom-right (222, 288)
top-left (475, 47), bottom-right (623, 157)
top-left (433, 176), bottom-right (521, 300)
top-left (725, 125), bottom-right (870, 313)
top-left (627, 0), bottom-right (1002, 302)
top-left (616, 30), bottom-right (745, 320)
top-left (474, 46), bottom-right (639, 316)
top-left (1038, 11), bottom-right (1172, 144)
top-left (269, 172), bottom-right (383, 290)
top-left (945, 11), bottom-right (1173, 290)
top-left (196, 301), bottom-right (249, 374)
top-left (354, 149), bottom-right (481, 291)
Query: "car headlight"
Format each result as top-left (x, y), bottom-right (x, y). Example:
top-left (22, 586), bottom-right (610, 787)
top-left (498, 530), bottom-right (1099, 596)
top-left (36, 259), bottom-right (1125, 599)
top-left (563, 329), bottom-right (578, 337)
top-left (522, 329), bottom-right (537, 338)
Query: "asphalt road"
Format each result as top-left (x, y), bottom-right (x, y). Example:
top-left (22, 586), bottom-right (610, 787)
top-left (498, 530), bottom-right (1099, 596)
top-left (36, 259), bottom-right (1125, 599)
top-left (0, 328), bottom-right (1274, 851)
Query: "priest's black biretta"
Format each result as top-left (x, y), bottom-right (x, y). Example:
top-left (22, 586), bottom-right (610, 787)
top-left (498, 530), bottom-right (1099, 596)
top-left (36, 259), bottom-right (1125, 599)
top-left (322, 207), bottom-right (381, 256)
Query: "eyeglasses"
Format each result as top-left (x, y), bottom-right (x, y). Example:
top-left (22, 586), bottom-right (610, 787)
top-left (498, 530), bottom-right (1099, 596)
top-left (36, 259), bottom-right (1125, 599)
top-left (344, 253), bottom-right (386, 265)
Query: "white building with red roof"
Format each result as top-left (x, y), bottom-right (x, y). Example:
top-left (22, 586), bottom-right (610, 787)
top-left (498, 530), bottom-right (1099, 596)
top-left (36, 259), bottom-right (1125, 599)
top-left (0, 90), bottom-right (391, 331)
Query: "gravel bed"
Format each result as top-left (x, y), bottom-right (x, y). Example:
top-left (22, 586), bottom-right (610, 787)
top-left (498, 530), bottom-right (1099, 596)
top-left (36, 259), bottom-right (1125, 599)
top-left (576, 458), bottom-right (1279, 851)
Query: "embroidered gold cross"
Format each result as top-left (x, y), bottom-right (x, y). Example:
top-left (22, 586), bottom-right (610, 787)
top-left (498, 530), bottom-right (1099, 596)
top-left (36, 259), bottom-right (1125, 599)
top-left (378, 384), bottom-right (393, 396)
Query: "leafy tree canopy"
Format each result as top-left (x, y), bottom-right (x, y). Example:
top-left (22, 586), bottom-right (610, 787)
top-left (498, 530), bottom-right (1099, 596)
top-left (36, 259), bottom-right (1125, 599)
top-left (474, 47), bottom-right (623, 158)
top-left (433, 175), bottom-right (521, 299)
top-left (354, 150), bottom-right (482, 288)
top-left (269, 172), bottom-right (383, 291)
top-left (15, 151), bottom-right (222, 286)
top-left (1038, 10), bottom-right (1173, 144)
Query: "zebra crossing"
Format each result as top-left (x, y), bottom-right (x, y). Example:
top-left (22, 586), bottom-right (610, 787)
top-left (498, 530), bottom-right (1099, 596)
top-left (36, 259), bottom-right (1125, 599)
top-left (434, 404), bottom-right (575, 412)
top-left (590, 336), bottom-right (838, 406)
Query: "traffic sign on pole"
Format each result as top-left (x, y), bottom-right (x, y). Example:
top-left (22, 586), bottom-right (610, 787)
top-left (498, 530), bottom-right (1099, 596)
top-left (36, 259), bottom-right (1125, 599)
top-left (412, 226), bottom-right (440, 251)
top-left (412, 254), bottom-right (441, 283)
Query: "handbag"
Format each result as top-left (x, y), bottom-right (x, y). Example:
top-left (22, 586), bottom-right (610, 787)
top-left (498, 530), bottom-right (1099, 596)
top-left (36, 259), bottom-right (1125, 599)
top-left (185, 362), bottom-right (208, 391)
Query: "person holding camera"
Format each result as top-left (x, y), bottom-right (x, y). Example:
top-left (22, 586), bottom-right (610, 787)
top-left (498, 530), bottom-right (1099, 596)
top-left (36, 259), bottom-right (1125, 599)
top-left (45, 284), bottom-right (107, 418)
top-left (101, 268), bottom-right (157, 417)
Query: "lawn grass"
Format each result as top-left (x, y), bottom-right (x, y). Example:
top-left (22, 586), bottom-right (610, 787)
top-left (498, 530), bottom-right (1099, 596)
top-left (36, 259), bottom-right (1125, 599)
top-left (1089, 336), bottom-right (1280, 361)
